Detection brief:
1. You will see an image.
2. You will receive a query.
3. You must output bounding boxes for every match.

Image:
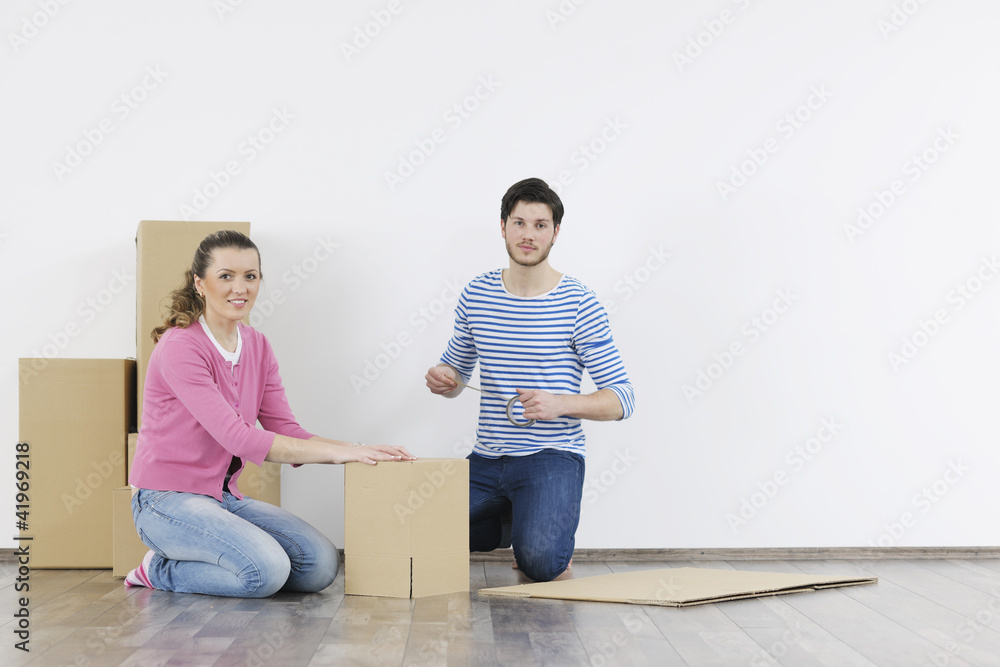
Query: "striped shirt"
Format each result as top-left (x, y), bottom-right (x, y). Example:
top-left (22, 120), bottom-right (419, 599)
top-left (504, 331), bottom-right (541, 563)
top-left (440, 270), bottom-right (635, 458)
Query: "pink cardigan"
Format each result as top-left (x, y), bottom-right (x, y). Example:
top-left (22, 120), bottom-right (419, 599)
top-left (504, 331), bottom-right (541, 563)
top-left (129, 322), bottom-right (315, 500)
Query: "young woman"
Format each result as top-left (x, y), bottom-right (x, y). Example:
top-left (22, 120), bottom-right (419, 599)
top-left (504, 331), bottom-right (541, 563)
top-left (127, 230), bottom-right (414, 597)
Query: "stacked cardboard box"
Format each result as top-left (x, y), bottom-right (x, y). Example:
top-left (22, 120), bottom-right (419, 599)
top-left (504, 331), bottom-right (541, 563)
top-left (18, 359), bottom-right (135, 568)
top-left (114, 433), bottom-right (147, 576)
top-left (345, 458), bottom-right (469, 598)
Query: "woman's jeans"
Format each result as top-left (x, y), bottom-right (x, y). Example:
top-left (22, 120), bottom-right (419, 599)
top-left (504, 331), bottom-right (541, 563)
top-left (468, 449), bottom-right (585, 583)
top-left (131, 489), bottom-right (339, 598)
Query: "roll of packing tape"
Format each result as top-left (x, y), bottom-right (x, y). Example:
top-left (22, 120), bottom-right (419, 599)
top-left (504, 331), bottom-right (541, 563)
top-left (455, 378), bottom-right (536, 428)
top-left (505, 395), bottom-right (535, 428)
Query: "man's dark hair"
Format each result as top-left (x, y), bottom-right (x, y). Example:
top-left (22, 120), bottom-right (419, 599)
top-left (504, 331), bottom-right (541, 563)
top-left (500, 178), bottom-right (564, 226)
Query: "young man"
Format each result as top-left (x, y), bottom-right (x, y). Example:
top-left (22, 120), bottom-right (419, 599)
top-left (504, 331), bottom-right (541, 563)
top-left (425, 177), bottom-right (635, 582)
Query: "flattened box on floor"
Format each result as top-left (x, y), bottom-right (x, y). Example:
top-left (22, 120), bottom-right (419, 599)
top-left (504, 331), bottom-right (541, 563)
top-left (18, 358), bottom-right (136, 568)
top-left (345, 458), bottom-right (469, 598)
top-left (479, 566), bottom-right (877, 607)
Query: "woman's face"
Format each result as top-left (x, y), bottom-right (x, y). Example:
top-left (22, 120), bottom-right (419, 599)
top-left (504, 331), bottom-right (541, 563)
top-left (194, 247), bottom-right (261, 324)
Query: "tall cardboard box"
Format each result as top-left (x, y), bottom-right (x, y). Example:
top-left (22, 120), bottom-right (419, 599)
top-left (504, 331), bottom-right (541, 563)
top-left (127, 432), bottom-right (138, 477)
top-left (135, 220), bottom-right (281, 505)
top-left (345, 458), bottom-right (469, 598)
top-left (113, 487), bottom-right (147, 577)
top-left (238, 461), bottom-right (281, 506)
top-left (18, 359), bottom-right (136, 568)
top-left (136, 220), bottom-right (250, 426)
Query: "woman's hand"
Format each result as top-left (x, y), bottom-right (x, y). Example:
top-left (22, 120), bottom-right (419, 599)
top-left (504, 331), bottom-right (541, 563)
top-left (350, 443), bottom-right (418, 466)
top-left (267, 436), bottom-right (418, 466)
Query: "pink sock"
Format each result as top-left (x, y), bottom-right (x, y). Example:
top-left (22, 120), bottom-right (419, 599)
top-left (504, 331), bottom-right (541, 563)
top-left (124, 550), bottom-right (156, 589)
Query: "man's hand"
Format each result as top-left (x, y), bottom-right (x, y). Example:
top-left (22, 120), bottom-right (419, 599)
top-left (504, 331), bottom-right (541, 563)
top-left (426, 364), bottom-right (461, 396)
top-left (515, 387), bottom-right (625, 422)
top-left (515, 388), bottom-right (566, 422)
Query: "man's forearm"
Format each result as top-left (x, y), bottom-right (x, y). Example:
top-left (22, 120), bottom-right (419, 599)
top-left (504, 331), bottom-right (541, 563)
top-left (560, 388), bottom-right (624, 421)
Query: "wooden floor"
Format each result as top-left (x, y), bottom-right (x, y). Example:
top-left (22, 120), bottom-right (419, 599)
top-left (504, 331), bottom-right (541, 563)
top-left (3, 557), bottom-right (1000, 666)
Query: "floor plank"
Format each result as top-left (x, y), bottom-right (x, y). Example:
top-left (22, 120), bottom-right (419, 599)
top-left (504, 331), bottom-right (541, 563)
top-left (5, 558), bottom-right (1000, 666)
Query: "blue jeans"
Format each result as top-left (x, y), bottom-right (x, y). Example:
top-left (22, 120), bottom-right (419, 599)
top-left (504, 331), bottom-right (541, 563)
top-left (131, 489), bottom-right (339, 598)
top-left (468, 449), bottom-right (585, 582)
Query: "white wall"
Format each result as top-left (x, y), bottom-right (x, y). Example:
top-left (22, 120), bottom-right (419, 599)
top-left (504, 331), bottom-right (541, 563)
top-left (3, 0), bottom-right (999, 551)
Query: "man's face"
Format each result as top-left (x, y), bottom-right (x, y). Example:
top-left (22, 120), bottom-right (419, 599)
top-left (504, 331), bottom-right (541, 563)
top-left (501, 201), bottom-right (559, 267)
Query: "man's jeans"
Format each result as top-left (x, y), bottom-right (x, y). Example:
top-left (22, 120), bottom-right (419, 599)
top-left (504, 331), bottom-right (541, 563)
top-left (468, 449), bottom-right (584, 582)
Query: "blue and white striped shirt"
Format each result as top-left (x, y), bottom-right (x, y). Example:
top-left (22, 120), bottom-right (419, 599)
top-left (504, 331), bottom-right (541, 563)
top-left (440, 270), bottom-right (635, 459)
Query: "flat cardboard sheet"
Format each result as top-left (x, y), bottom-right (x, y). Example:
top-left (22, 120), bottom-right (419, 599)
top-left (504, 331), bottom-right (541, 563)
top-left (479, 567), bottom-right (877, 607)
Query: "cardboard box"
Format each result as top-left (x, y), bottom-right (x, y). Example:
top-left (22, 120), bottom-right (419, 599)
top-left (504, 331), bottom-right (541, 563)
top-left (345, 458), bottom-right (469, 598)
top-left (18, 359), bottom-right (136, 568)
top-left (127, 432), bottom-right (138, 477)
top-left (479, 566), bottom-right (878, 607)
top-left (113, 487), bottom-right (148, 577)
top-left (136, 220), bottom-right (250, 427)
top-left (239, 461), bottom-right (282, 505)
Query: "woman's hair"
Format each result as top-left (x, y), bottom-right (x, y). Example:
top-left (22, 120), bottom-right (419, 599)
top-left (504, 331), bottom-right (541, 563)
top-left (151, 230), bottom-right (261, 342)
